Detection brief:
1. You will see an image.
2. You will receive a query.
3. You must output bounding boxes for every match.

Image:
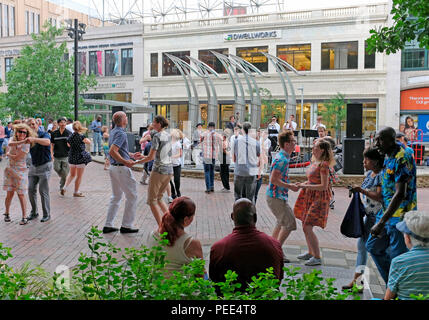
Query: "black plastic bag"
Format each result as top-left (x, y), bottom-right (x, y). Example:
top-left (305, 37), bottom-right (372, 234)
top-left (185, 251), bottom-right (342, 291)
top-left (340, 191), bottom-right (366, 238)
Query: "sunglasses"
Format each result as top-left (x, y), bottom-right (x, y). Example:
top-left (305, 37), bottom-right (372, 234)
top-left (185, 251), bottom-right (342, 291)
top-left (18, 130), bottom-right (28, 134)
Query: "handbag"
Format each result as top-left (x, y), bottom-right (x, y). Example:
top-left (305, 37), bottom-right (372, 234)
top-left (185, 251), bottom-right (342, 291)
top-left (340, 191), bottom-right (366, 238)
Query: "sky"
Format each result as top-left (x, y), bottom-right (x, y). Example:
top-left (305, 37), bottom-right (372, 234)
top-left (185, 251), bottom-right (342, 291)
top-left (50, 0), bottom-right (386, 22)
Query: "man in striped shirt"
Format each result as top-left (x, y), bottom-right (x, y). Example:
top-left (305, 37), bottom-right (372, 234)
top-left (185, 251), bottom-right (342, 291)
top-left (384, 211), bottom-right (429, 300)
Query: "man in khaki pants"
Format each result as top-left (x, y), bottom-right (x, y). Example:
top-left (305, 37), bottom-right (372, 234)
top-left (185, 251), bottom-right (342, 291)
top-left (266, 130), bottom-right (299, 263)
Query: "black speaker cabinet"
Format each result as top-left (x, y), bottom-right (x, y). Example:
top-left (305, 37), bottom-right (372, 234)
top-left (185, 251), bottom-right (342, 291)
top-left (346, 103), bottom-right (363, 138)
top-left (112, 106), bottom-right (124, 115)
top-left (343, 138), bottom-right (365, 174)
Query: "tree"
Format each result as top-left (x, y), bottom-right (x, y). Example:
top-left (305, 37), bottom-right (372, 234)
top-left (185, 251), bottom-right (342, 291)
top-left (259, 88), bottom-right (285, 128)
top-left (3, 23), bottom-right (96, 120)
top-left (366, 0), bottom-right (429, 54)
top-left (318, 93), bottom-right (349, 143)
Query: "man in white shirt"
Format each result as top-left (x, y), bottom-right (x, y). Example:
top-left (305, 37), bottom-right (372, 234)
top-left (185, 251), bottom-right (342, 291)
top-left (233, 122), bottom-right (260, 202)
top-left (65, 118), bottom-right (74, 132)
top-left (283, 115), bottom-right (297, 131)
top-left (311, 116), bottom-right (326, 130)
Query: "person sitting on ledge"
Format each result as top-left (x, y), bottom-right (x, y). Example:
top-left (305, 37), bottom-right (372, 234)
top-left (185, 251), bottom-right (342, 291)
top-left (147, 196), bottom-right (204, 277)
top-left (209, 198), bottom-right (284, 291)
top-left (384, 211), bottom-right (429, 300)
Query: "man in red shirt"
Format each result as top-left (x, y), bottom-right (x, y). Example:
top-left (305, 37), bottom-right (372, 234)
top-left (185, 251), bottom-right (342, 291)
top-left (209, 198), bottom-right (284, 290)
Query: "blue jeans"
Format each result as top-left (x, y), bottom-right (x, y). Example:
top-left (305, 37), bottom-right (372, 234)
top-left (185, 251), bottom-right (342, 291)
top-left (254, 177), bottom-right (263, 204)
top-left (203, 158), bottom-right (215, 191)
top-left (93, 132), bottom-right (102, 153)
top-left (355, 213), bottom-right (376, 273)
top-left (365, 222), bottom-right (408, 284)
top-left (0, 138), bottom-right (4, 156)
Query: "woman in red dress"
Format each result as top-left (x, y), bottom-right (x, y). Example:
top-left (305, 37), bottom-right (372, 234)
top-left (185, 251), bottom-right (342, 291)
top-left (293, 139), bottom-right (335, 266)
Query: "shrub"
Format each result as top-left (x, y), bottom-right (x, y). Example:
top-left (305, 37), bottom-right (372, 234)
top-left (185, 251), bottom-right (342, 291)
top-left (0, 227), bottom-right (362, 300)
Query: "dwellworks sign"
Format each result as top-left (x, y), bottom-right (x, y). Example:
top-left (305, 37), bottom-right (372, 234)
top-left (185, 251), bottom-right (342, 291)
top-left (224, 30), bottom-right (281, 41)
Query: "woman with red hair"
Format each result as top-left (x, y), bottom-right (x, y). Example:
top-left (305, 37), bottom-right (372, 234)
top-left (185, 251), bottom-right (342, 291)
top-left (147, 196), bottom-right (203, 275)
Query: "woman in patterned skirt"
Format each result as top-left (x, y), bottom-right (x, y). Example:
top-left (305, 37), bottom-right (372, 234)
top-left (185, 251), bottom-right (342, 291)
top-left (63, 121), bottom-right (92, 197)
top-left (294, 139), bottom-right (336, 266)
top-left (3, 123), bottom-right (35, 225)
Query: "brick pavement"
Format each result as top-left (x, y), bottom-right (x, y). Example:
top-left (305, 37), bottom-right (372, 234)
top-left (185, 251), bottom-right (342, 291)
top-left (1, 159), bottom-right (429, 299)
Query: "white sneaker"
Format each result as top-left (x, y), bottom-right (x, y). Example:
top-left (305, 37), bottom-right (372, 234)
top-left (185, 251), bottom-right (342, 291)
top-left (297, 252), bottom-right (313, 260)
top-left (304, 257), bottom-right (322, 266)
top-left (168, 196), bottom-right (173, 203)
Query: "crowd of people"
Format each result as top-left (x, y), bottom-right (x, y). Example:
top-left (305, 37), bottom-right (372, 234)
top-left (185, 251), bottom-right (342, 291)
top-left (1, 111), bottom-right (428, 300)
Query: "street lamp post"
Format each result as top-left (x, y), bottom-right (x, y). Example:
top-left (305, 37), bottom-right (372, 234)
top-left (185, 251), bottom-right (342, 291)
top-left (67, 19), bottom-right (86, 121)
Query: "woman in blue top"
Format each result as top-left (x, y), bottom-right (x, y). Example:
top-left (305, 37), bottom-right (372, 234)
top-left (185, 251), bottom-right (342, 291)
top-left (342, 147), bottom-right (384, 292)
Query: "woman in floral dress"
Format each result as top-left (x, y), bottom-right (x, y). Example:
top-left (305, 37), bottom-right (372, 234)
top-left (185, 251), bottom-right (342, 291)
top-left (293, 139), bottom-right (336, 266)
top-left (3, 123), bottom-right (35, 225)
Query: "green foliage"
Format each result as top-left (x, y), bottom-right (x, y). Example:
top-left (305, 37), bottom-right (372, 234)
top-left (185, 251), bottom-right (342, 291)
top-left (2, 22), bottom-right (96, 120)
top-left (0, 228), bottom-right (361, 300)
top-left (367, 0), bottom-right (429, 54)
top-left (410, 293), bottom-right (429, 300)
top-left (259, 88), bottom-right (285, 127)
top-left (317, 92), bottom-right (349, 141)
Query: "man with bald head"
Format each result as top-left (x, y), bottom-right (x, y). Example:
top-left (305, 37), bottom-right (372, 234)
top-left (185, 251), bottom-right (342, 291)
top-left (365, 126), bottom-right (417, 284)
top-left (103, 111), bottom-right (143, 234)
top-left (209, 198), bottom-right (284, 290)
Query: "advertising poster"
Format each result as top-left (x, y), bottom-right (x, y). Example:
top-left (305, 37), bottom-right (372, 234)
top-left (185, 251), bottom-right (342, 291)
top-left (418, 114), bottom-right (429, 143)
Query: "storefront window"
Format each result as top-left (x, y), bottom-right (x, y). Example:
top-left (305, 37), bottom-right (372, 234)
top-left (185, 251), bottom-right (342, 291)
top-left (260, 103), bottom-right (285, 129)
top-left (363, 102), bottom-right (377, 137)
top-left (236, 46), bottom-right (268, 72)
top-left (295, 103), bottom-right (312, 130)
top-left (156, 104), bottom-right (169, 119)
top-left (317, 103), bottom-right (346, 140)
top-left (121, 48), bottom-right (133, 75)
top-left (277, 44), bottom-right (311, 71)
top-left (364, 41), bottom-right (375, 69)
top-left (402, 49), bottom-right (427, 70)
top-left (105, 50), bottom-right (119, 76)
top-left (321, 41), bottom-right (358, 70)
top-left (151, 53), bottom-right (158, 77)
top-left (169, 104), bottom-right (189, 131)
top-left (89, 51), bottom-right (102, 76)
top-left (219, 104), bottom-right (234, 129)
top-left (198, 49), bottom-right (228, 74)
top-left (78, 52), bottom-right (86, 75)
top-left (163, 51), bottom-right (190, 76)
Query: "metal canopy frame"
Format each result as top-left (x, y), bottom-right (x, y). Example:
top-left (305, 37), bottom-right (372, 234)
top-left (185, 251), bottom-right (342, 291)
top-left (262, 52), bottom-right (304, 123)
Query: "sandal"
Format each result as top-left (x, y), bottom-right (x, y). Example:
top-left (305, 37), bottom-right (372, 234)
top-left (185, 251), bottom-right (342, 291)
top-left (3, 213), bottom-right (11, 222)
top-left (73, 192), bottom-right (85, 197)
top-left (19, 218), bottom-right (29, 225)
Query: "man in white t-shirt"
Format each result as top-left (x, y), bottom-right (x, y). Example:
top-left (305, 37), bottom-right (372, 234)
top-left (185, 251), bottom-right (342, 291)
top-left (283, 115), bottom-right (297, 131)
top-left (311, 116), bottom-right (326, 130)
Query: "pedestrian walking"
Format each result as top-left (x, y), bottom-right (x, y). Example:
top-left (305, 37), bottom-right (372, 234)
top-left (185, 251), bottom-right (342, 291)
top-left (219, 130), bottom-right (231, 193)
top-left (254, 129), bottom-right (268, 203)
top-left (342, 147), bottom-right (384, 292)
top-left (3, 123), bottom-right (34, 225)
top-left (3, 121), bottom-right (13, 154)
top-left (170, 128), bottom-right (183, 199)
top-left (90, 115), bottom-right (103, 156)
top-left (139, 124), bottom-right (153, 184)
top-left (62, 121), bottom-right (92, 197)
top-left (0, 120), bottom-right (5, 162)
top-left (103, 111), bottom-right (143, 234)
top-left (102, 126), bottom-right (110, 170)
top-left (50, 117), bottom-right (71, 194)
top-left (139, 115), bottom-right (173, 226)
top-left (191, 123), bottom-right (203, 166)
top-left (266, 130), bottom-right (299, 262)
top-left (366, 127), bottom-right (417, 284)
top-left (293, 138), bottom-right (336, 266)
top-left (233, 122), bottom-right (260, 202)
top-left (25, 118), bottom-right (53, 223)
top-left (200, 122), bottom-right (222, 194)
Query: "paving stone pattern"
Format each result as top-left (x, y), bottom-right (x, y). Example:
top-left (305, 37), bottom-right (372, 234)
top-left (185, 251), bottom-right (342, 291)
top-left (1, 159), bottom-right (428, 299)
